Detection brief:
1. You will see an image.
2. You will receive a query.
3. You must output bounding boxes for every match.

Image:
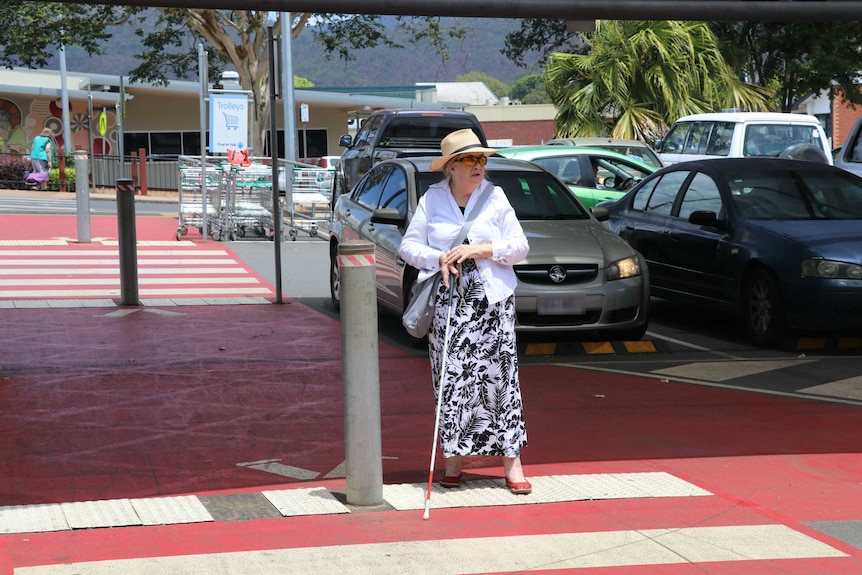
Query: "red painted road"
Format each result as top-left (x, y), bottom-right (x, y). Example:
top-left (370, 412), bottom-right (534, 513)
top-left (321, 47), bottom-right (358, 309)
top-left (1, 214), bottom-right (862, 573)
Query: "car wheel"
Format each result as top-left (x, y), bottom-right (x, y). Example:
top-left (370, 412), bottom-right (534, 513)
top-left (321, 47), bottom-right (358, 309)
top-left (329, 242), bottom-right (341, 311)
top-left (743, 268), bottom-right (785, 347)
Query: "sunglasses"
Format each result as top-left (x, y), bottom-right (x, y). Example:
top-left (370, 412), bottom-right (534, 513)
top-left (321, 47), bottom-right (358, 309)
top-left (455, 155), bottom-right (488, 167)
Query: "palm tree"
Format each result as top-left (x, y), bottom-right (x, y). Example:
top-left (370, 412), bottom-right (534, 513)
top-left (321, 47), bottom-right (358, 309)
top-left (545, 20), bottom-right (771, 142)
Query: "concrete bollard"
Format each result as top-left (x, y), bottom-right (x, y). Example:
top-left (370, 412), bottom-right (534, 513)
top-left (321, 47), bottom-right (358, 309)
top-left (116, 178), bottom-right (139, 306)
top-left (75, 152), bottom-right (90, 243)
top-left (338, 240), bottom-right (383, 506)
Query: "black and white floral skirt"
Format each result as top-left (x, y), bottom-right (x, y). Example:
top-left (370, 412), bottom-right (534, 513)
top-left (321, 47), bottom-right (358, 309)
top-left (428, 260), bottom-right (527, 458)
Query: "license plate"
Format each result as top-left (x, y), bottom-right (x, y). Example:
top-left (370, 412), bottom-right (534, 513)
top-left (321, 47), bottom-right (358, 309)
top-left (537, 295), bottom-right (585, 315)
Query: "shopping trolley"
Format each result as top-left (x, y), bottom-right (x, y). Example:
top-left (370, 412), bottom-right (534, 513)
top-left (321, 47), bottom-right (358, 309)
top-left (285, 167), bottom-right (334, 240)
top-left (176, 161), bottom-right (221, 241)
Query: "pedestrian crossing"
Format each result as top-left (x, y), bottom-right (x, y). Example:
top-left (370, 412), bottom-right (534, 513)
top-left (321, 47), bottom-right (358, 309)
top-left (0, 239), bottom-right (274, 303)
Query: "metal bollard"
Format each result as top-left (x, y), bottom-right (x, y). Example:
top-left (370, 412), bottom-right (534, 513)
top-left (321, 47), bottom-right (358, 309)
top-left (75, 153), bottom-right (90, 243)
top-left (338, 240), bottom-right (383, 506)
top-left (116, 178), bottom-right (139, 306)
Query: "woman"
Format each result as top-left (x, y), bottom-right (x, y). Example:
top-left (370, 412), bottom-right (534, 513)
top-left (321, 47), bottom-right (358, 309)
top-left (30, 127), bottom-right (54, 191)
top-left (398, 129), bottom-right (532, 494)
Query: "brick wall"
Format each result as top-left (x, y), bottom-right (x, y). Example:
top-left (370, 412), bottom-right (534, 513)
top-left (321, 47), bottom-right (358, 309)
top-left (832, 89), bottom-right (862, 147)
top-left (482, 120), bottom-right (557, 145)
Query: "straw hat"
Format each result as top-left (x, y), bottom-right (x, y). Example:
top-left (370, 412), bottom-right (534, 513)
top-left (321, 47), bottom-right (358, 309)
top-left (429, 128), bottom-right (498, 171)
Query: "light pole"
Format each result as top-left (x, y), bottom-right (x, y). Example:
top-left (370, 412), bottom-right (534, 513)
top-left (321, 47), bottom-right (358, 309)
top-left (59, 43), bottom-right (73, 158)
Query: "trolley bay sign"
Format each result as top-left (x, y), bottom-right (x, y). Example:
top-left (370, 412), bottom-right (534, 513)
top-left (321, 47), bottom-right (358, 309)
top-left (209, 93), bottom-right (249, 154)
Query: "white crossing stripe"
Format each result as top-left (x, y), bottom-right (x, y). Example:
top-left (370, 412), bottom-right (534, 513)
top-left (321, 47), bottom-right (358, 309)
top-left (801, 376), bottom-right (862, 401)
top-left (652, 359), bottom-right (813, 382)
top-left (13, 525), bottom-right (847, 574)
top-left (0, 244), bottom-right (274, 301)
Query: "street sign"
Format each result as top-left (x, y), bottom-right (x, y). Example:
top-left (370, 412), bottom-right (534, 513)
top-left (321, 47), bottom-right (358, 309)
top-left (300, 103), bottom-right (309, 123)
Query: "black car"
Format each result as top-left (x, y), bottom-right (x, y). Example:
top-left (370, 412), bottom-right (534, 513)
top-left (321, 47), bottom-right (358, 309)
top-left (601, 158), bottom-right (862, 345)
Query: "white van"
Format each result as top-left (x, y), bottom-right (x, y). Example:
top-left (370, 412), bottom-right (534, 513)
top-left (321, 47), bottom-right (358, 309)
top-left (656, 112), bottom-right (832, 166)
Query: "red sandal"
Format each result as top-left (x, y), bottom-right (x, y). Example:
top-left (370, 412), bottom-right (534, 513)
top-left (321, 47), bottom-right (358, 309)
top-left (439, 474), bottom-right (462, 488)
top-left (505, 476), bottom-right (532, 495)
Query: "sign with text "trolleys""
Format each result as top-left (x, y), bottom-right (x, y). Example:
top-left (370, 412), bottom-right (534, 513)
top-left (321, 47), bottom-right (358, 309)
top-left (209, 94), bottom-right (249, 154)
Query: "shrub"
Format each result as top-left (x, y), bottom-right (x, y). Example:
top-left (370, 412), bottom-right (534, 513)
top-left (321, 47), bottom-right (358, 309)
top-left (0, 152), bottom-right (76, 190)
top-left (48, 166), bottom-right (76, 190)
top-left (0, 152), bottom-right (33, 190)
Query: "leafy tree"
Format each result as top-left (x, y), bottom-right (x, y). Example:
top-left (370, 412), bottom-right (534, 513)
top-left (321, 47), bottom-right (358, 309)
top-left (709, 22), bottom-right (862, 112)
top-left (456, 72), bottom-right (508, 98)
top-left (293, 76), bottom-right (313, 89)
top-left (1, 5), bottom-right (470, 154)
top-left (501, 19), bottom-right (585, 67)
top-left (0, 1), bottom-right (118, 67)
top-left (545, 20), bottom-right (770, 142)
top-left (509, 74), bottom-right (550, 104)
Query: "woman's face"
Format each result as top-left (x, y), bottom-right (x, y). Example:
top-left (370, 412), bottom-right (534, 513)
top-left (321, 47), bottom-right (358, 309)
top-left (448, 154), bottom-right (487, 190)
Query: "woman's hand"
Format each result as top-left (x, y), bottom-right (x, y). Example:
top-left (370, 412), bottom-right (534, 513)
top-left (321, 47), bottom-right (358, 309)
top-left (439, 253), bottom-right (459, 289)
top-left (444, 242), bottom-right (492, 266)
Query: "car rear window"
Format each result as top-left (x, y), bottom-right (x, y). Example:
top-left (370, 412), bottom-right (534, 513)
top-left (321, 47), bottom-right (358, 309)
top-left (743, 124), bottom-right (826, 158)
top-left (379, 117), bottom-right (481, 148)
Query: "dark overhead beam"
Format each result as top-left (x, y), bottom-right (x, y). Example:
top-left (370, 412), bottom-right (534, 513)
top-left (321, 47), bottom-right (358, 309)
top-left (41, 0), bottom-right (862, 21)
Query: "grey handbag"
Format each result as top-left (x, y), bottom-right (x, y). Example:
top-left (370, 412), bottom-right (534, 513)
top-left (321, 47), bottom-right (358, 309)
top-left (401, 183), bottom-right (493, 338)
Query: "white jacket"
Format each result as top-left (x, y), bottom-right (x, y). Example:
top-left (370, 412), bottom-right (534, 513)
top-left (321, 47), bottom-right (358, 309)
top-left (398, 179), bottom-right (529, 305)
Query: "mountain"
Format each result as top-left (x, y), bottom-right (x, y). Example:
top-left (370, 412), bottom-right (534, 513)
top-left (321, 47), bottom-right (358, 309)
top-left (49, 17), bottom-right (542, 89)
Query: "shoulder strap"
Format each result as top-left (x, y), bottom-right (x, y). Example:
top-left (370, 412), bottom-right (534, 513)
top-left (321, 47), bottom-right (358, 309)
top-left (450, 181), bottom-right (493, 249)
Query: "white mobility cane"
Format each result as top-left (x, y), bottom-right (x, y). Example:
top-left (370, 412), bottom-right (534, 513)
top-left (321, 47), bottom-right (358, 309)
top-left (423, 276), bottom-right (456, 521)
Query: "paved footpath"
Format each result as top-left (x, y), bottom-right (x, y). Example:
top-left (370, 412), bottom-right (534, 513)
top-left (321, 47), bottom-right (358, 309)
top-left (1, 211), bottom-right (862, 573)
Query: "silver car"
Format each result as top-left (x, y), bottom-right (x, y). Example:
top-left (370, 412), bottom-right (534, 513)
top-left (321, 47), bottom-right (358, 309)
top-left (328, 157), bottom-right (649, 339)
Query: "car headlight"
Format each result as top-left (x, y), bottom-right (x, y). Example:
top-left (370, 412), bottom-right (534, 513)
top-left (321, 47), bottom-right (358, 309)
top-left (608, 256), bottom-right (641, 280)
top-left (801, 258), bottom-right (862, 279)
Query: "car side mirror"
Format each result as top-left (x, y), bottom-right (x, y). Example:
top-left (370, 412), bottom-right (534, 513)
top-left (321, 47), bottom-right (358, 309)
top-left (653, 138), bottom-right (663, 150)
top-left (371, 208), bottom-right (405, 226)
top-left (591, 206), bottom-right (609, 221)
top-left (689, 210), bottom-right (725, 229)
top-left (339, 134), bottom-right (353, 148)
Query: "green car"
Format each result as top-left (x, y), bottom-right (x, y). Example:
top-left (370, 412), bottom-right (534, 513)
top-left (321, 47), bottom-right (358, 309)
top-left (495, 146), bottom-right (656, 208)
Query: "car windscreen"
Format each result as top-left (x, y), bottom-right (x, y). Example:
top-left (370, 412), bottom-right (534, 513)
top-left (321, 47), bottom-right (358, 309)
top-left (728, 167), bottom-right (862, 220)
top-left (416, 170), bottom-right (589, 221)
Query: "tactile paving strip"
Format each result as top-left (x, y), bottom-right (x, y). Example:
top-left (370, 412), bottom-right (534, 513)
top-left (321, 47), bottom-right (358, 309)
top-left (130, 495), bottom-right (214, 526)
top-left (262, 487), bottom-right (351, 517)
top-left (383, 472), bottom-right (712, 511)
top-left (0, 504), bottom-right (69, 534)
top-left (0, 472), bottom-right (713, 533)
top-left (60, 499), bottom-right (142, 529)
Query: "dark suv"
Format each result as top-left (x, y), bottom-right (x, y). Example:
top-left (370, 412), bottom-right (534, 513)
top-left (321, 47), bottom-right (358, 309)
top-left (337, 108), bottom-right (487, 197)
